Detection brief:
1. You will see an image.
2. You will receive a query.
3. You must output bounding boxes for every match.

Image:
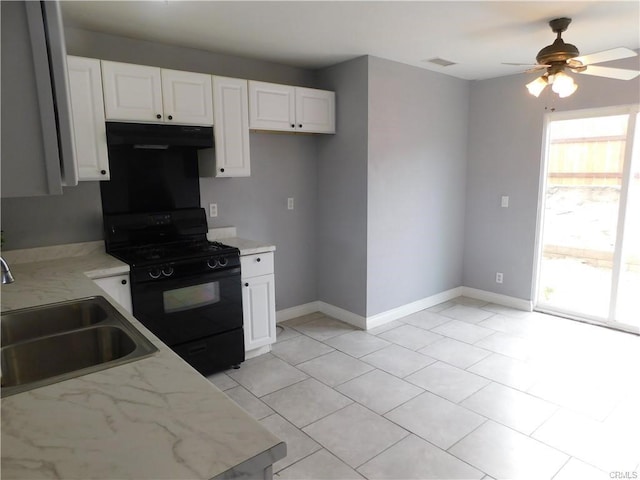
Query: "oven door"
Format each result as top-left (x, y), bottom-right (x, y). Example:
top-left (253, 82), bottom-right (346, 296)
top-left (131, 267), bottom-right (243, 347)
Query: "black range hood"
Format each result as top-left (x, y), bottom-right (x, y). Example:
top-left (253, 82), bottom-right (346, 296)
top-left (106, 122), bottom-right (214, 149)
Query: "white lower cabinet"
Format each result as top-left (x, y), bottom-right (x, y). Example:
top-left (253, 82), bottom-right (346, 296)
top-left (93, 273), bottom-right (133, 314)
top-left (241, 252), bottom-right (276, 352)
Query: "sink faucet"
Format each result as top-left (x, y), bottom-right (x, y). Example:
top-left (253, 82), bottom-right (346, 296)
top-left (1, 257), bottom-right (15, 284)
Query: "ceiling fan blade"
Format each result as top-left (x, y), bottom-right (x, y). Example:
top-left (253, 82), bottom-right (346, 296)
top-left (502, 62), bottom-right (541, 67)
top-left (574, 47), bottom-right (637, 66)
top-left (525, 65), bottom-right (549, 73)
top-left (574, 65), bottom-right (640, 80)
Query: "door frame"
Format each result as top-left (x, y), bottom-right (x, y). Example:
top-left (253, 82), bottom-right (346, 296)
top-left (531, 104), bottom-right (640, 334)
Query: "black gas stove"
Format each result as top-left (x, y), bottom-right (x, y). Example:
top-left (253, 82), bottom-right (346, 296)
top-left (103, 208), bottom-right (245, 375)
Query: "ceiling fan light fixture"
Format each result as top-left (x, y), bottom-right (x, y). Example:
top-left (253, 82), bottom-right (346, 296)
top-left (551, 71), bottom-right (577, 97)
top-left (526, 75), bottom-right (548, 97)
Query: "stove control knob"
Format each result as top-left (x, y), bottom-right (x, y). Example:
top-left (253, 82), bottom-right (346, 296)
top-left (207, 258), bottom-right (218, 269)
top-left (218, 256), bottom-right (228, 267)
top-left (162, 266), bottom-right (174, 277)
top-left (149, 268), bottom-right (162, 279)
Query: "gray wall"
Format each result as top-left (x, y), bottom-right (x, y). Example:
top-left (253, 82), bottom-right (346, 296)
top-left (1, 27), bottom-right (321, 311)
top-left (316, 57), bottom-right (370, 317)
top-left (463, 55), bottom-right (640, 301)
top-left (367, 57), bottom-right (469, 316)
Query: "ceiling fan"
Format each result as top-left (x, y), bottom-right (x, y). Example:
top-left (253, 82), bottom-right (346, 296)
top-left (506, 17), bottom-right (640, 98)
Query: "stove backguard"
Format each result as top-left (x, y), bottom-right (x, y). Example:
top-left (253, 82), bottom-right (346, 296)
top-left (100, 145), bottom-right (201, 215)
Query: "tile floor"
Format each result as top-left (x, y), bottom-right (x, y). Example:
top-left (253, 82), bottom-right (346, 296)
top-left (207, 297), bottom-right (640, 480)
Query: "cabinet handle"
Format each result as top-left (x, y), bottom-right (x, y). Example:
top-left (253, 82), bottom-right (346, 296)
top-left (121, 279), bottom-right (127, 285)
top-left (168, 115), bottom-right (173, 120)
top-left (156, 114), bottom-right (162, 119)
top-left (100, 170), bottom-right (106, 175)
top-left (244, 282), bottom-right (249, 287)
top-left (220, 168), bottom-right (225, 173)
top-left (256, 257), bottom-right (261, 262)
top-left (299, 124), bottom-right (303, 128)
top-left (291, 124), bottom-right (295, 128)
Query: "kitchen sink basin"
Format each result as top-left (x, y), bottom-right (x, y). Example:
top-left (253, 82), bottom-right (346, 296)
top-left (1, 297), bottom-right (158, 397)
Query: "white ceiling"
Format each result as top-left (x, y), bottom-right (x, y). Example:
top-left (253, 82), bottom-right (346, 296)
top-left (61, 1), bottom-right (640, 80)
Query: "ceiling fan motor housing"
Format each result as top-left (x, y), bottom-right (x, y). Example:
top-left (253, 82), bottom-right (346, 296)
top-left (536, 17), bottom-right (580, 66)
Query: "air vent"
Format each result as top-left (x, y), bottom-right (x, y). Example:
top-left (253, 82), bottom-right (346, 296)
top-left (424, 57), bottom-right (457, 67)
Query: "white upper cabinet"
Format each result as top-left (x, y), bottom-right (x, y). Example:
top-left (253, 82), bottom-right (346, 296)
top-left (295, 87), bottom-right (335, 134)
top-left (212, 76), bottom-right (250, 177)
top-left (101, 61), bottom-right (163, 122)
top-left (248, 81), bottom-right (335, 134)
top-left (101, 61), bottom-right (213, 125)
top-left (248, 81), bottom-right (296, 132)
top-left (161, 69), bottom-right (213, 125)
top-left (67, 56), bottom-right (109, 181)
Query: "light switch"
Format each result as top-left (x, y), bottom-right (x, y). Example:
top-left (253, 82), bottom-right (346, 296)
top-left (287, 197), bottom-right (294, 210)
top-left (209, 203), bottom-right (218, 217)
top-left (501, 196), bottom-right (509, 208)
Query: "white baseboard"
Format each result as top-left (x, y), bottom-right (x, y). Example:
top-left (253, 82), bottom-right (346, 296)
top-left (276, 286), bottom-right (532, 333)
top-left (365, 287), bottom-right (464, 329)
top-left (276, 302), bottom-right (321, 323)
top-left (461, 287), bottom-right (532, 312)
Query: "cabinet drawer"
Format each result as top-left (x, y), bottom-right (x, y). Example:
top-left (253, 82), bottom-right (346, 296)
top-left (241, 252), bottom-right (274, 278)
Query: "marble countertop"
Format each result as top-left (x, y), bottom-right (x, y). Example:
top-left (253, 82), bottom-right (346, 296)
top-left (0, 248), bottom-right (285, 479)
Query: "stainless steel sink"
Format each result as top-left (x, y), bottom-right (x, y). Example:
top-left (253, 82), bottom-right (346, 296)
top-left (1, 297), bottom-right (158, 397)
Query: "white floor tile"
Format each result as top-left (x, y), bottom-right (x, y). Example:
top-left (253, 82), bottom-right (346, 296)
top-left (440, 304), bottom-right (494, 324)
top-left (454, 297), bottom-right (489, 308)
top-left (532, 408), bottom-right (640, 472)
top-left (480, 303), bottom-right (531, 318)
top-left (206, 372), bottom-right (238, 391)
top-left (449, 420), bottom-right (568, 480)
top-left (419, 337), bottom-right (492, 369)
top-left (336, 369), bottom-right (423, 414)
top-left (292, 317), bottom-right (356, 341)
top-left (475, 331), bottom-right (534, 361)
top-left (296, 351), bottom-right (374, 387)
top-left (367, 320), bottom-right (405, 335)
top-left (431, 320), bottom-right (494, 344)
top-left (467, 353), bottom-right (539, 391)
top-left (303, 403), bottom-right (408, 469)
top-left (357, 434), bottom-right (483, 479)
top-left (224, 385), bottom-right (274, 420)
top-left (276, 449), bottom-right (365, 479)
top-left (324, 331), bottom-right (391, 358)
top-left (405, 361), bottom-right (490, 403)
top-left (460, 382), bottom-right (557, 435)
top-left (275, 324), bottom-right (302, 343)
top-left (260, 414), bottom-right (321, 472)
top-left (378, 324), bottom-right (443, 350)
top-left (271, 335), bottom-right (334, 365)
top-left (552, 458), bottom-right (606, 480)
top-left (361, 344), bottom-right (437, 378)
top-left (262, 378), bottom-right (352, 427)
top-left (385, 391), bottom-right (485, 449)
top-left (227, 355), bottom-right (308, 397)
top-left (399, 310), bottom-right (451, 331)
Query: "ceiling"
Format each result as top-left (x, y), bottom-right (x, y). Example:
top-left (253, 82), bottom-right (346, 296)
top-left (61, 1), bottom-right (640, 81)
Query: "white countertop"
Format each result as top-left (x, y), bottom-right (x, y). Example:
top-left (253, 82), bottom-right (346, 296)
top-left (0, 247), bottom-right (284, 479)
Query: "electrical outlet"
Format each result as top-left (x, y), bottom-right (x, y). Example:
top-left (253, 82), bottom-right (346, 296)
top-left (501, 196), bottom-right (509, 208)
top-left (496, 272), bottom-right (503, 284)
top-left (287, 197), bottom-right (294, 210)
top-left (209, 203), bottom-right (218, 217)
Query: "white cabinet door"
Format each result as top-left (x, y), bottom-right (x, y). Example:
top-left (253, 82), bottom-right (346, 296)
top-left (242, 274), bottom-right (276, 351)
top-left (248, 81), bottom-right (295, 132)
top-left (67, 56), bottom-right (110, 181)
top-left (295, 87), bottom-right (335, 133)
top-left (161, 69), bottom-right (213, 125)
top-left (93, 274), bottom-right (132, 314)
top-left (212, 76), bottom-right (251, 177)
top-left (101, 61), bottom-right (163, 122)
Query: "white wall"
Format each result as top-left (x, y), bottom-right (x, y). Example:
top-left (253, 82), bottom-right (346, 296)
top-left (367, 57), bottom-right (469, 316)
top-left (463, 55), bottom-right (640, 302)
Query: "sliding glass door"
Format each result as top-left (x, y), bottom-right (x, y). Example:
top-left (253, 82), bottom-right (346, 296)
top-left (535, 105), bottom-right (640, 333)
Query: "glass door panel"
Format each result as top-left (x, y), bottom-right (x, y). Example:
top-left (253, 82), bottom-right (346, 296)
top-left (615, 113), bottom-right (640, 327)
top-left (537, 114), bottom-right (628, 321)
